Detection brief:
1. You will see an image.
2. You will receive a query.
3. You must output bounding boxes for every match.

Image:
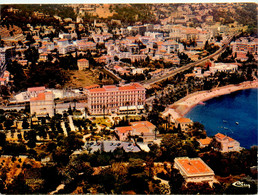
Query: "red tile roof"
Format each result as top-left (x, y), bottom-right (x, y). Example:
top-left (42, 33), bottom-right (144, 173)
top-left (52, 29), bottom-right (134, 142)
top-left (78, 59), bottom-right (88, 62)
top-left (176, 157), bottom-right (213, 175)
top-left (198, 137), bottom-right (212, 145)
top-left (27, 86), bottom-right (46, 92)
top-left (176, 118), bottom-right (192, 123)
top-left (88, 83), bottom-right (145, 93)
top-left (89, 88), bottom-right (106, 92)
top-left (118, 86), bottom-right (136, 90)
top-left (115, 126), bottom-right (133, 133)
top-left (84, 84), bottom-right (100, 90)
top-left (30, 93), bottom-right (45, 101)
top-left (215, 133), bottom-right (236, 142)
top-left (215, 133), bottom-right (227, 140)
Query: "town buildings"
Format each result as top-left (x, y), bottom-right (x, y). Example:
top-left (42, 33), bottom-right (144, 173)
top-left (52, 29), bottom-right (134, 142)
top-left (214, 133), bottom-right (240, 152)
top-left (231, 37), bottom-right (258, 61)
top-left (85, 83), bottom-right (146, 115)
top-left (30, 92), bottom-right (54, 117)
top-left (0, 46), bottom-right (16, 67)
top-left (174, 157), bottom-right (216, 185)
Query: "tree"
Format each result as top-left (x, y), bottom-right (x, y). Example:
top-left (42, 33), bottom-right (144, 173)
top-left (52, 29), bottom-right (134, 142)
top-left (160, 134), bottom-right (186, 161)
top-left (127, 158), bottom-right (149, 194)
top-left (181, 182), bottom-right (214, 194)
top-left (22, 118), bottom-right (29, 129)
top-left (169, 168), bottom-right (185, 194)
top-left (209, 137), bottom-right (221, 151)
top-left (6, 173), bottom-right (30, 194)
top-left (4, 119), bottom-right (13, 130)
top-left (0, 132), bottom-right (6, 147)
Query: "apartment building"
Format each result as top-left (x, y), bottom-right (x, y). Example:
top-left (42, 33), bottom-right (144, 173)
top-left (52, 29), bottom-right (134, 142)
top-left (85, 83), bottom-right (145, 115)
top-left (231, 37), bottom-right (258, 55)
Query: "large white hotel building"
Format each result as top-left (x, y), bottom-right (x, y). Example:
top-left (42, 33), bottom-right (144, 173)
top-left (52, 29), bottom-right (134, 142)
top-left (85, 83), bottom-right (146, 115)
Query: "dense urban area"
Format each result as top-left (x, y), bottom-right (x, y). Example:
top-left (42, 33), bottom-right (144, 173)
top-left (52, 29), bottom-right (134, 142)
top-left (0, 3), bottom-right (257, 194)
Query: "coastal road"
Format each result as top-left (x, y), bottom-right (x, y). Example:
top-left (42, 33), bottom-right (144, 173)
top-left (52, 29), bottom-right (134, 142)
top-left (141, 33), bottom-right (240, 89)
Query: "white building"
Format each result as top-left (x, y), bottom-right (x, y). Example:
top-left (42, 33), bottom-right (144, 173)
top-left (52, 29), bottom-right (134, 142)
top-left (209, 63), bottom-right (238, 74)
top-left (26, 86), bottom-right (46, 99)
top-left (30, 92), bottom-right (54, 117)
top-left (77, 59), bottom-right (89, 70)
top-left (85, 83), bottom-right (146, 115)
top-left (214, 133), bottom-right (240, 152)
top-left (131, 68), bottom-right (144, 75)
top-left (175, 117), bottom-right (193, 131)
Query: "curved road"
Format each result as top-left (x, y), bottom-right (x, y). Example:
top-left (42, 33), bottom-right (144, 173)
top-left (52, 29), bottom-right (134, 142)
top-left (141, 33), bottom-right (240, 88)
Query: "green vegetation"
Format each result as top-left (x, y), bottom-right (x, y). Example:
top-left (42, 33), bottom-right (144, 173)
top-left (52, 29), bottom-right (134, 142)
top-left (0, 107), bottom-right (257, 194)
top-left (111, 4), bottom-right (155, 25)
top-left (2, 4), bottom-right (76, 20)
top-left (7, 60), bottom-right (69, 91)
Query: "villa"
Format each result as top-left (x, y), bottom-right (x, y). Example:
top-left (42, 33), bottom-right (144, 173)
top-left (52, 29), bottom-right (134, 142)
top-left (175, 117), bottom-right (193, 131)
top-left (115, 121), bottom-right (156, 142)
top-left (214, 133), bottom-right (241, 152)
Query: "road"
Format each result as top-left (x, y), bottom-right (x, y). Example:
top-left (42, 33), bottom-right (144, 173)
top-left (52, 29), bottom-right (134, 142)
top-left (141, 33), bottom-right (240, 89)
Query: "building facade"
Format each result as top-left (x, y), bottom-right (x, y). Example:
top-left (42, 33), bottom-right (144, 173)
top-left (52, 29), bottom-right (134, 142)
top-left (86, 83), bottom-right (145, 115)
top-left (175, 117), bottom-right (193, 131)
top-left (77, 59), bottom-right (89, 70)
top-left (30, 92), bottom-right (54, 117)
top-left (214, 133), bottom-right (240, 152)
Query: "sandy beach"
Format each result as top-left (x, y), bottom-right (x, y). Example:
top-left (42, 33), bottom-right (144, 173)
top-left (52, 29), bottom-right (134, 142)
top-left (170, 80), bottom-right (258, 117)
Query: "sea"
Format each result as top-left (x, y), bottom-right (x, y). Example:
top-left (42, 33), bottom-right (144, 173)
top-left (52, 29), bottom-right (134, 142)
top-left (185, 88), bottom-right (258, 149)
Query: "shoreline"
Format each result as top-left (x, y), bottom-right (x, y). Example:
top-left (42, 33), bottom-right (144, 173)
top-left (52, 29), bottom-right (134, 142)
top-left (169, 80), bottom-right (258, 117)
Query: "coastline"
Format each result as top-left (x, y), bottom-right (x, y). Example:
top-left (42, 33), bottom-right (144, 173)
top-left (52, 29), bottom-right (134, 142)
top-left (170, 80), bottom-right (258, 117)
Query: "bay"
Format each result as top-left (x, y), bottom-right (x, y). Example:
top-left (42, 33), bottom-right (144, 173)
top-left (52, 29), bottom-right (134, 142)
top-left (185, 88), bottom-right (258, 149)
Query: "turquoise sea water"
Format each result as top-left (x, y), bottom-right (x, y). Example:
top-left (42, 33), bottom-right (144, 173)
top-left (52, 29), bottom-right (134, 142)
top-left (185, 88), bottom-right (258, 149)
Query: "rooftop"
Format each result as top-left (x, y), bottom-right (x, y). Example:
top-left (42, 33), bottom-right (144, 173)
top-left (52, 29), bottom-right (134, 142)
top-left (30, 93), bottom-right (45, 101)
top-left (215, 133), bottom-right (236, 142)
top-left (176, 117), bottom-right (192, 123)
top-left (88, 83), bottom-right (145, 93)
top-left (78, 58), bottom-right (89, 62)
top-left (115, 126), bottom-right (133, 134)
top-left (175, 157), bottom-right (214, 175)
top-left (27, 86), bottom-right (46, 92)
top-left (198, 137), bottom-right (212, 145)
